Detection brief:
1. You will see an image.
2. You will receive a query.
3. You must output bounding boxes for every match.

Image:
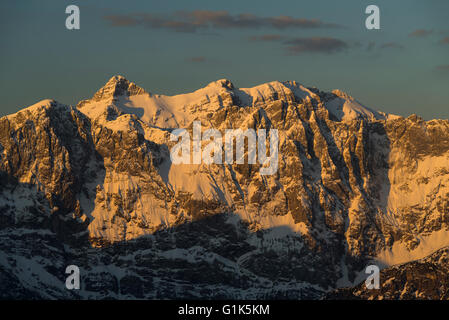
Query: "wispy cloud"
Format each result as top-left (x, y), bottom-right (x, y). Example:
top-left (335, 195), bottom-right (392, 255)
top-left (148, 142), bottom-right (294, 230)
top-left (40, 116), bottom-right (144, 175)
top-left (186, 56), bottom-right (207, 63)
top-left (365, 41), bottom-right (376, 51)
top-left (284, 37), bottom-right (348, 54)
top-left (380, 42), bottom-right (404, 50)
top-left (439, 37), bottom-right (449, 45)
top-left (435, 65), bottom-right (449, 73)
top-left (248, 34), bottom-right (284, 42)
top-left (104, 15), bottom-right (140, 27)
top-left (103, 10), bottom-right (342, 33)
top-left (409, 29), bottom-right (433, 37)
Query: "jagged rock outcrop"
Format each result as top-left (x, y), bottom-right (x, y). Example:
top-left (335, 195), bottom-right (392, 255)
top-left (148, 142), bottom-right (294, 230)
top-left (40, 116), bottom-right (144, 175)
top-left (327, 246), bottom-right (449, 299)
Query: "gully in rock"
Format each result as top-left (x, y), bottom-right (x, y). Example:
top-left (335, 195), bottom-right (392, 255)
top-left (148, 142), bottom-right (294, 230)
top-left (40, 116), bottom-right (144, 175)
top-left (169, 120), bottom-right (279, 175)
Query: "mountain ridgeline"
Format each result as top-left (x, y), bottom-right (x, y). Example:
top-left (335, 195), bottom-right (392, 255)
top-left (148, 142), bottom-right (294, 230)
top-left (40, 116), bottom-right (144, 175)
top-left (1, 76), bottom-right (449, 299)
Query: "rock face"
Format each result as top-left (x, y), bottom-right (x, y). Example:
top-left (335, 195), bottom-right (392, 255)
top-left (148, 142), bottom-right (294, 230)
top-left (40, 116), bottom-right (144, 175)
top-left (0, 76), bottom-right (449, 299)
top-left (327, 247), bottom-right (449, 299)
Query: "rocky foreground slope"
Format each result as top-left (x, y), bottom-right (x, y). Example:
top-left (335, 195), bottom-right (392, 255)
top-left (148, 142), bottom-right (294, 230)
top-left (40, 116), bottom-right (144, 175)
top-left (327, 246), bottom-right (449, 299)
top-left (1, 76), bottom-right (449, 299)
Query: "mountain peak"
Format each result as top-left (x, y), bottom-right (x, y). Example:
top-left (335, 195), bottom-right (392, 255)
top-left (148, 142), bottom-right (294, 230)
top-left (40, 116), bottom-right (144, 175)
top-left (92, 75), bottom-right (147, 102)
top-left (108, 75), bottom-right (127, 83)
top-left (206, 78), bottom-right (234, 90)
top-left (6, 99), bottom-right (60, 119)
top-left (331, 89), bottom-right (354, 101)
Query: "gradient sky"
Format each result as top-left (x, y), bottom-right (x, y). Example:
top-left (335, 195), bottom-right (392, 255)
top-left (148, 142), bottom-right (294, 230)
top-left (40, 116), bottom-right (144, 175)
top-left (1, 0), bottom-right (448, 119)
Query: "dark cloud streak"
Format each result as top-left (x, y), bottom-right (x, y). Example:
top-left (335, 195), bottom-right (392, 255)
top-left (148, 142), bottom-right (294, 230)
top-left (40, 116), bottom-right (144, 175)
top-left (248, 34), bottom-right (284, 42)
top-left (186, 56), bottom-right (207, 63)
top-left (366, 41), bottom-right (376, 51)
top-left (283, 37), bottom-right (348, 54)
top-left (104, 15), bottom-right (140, 27)
top-left (439, 37), bottom-right (449, 45)
top-left (409, 29), bottom-right (433, 37)
top-left (435, 65), bottom-right (449, 72)
top-left (103, 10), bottom-right (342, 33)
top-left (380, 42), bottom-right (404, 50)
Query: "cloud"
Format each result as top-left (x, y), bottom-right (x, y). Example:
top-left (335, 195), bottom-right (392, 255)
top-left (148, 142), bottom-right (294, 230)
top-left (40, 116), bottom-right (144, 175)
top-left (186, 56), bottom-right (207, 63)
top-left (409, 29), bottom-right (433, 37)
top-left (266, 16), bottom-right (340, 29)
top-left (439, 37), bottom-right (449, 45)
top-left (104, 15), bottom-right (140, 27)
top-left (247, 34), bottom-right (349, 55)
top-left (103, 10), bottom-right (341, 33)
top-left (284, 37), bottom-right (348, 54)
top-left (435, 65), bottom-right (449, 72)
top-left (248, 34), bottom-right (284, 42)
top-left (380, 42), bottom-right (404, 50)
top-left (366, 41), bottom-right (376, 51)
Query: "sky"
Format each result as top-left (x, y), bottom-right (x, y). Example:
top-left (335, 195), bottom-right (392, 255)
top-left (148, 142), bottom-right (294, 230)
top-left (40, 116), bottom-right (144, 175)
top-left (0, 0), bottom-right (448, 120)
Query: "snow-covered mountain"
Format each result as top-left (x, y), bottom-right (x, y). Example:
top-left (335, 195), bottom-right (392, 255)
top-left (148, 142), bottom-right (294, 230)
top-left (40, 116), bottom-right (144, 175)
top-left (77, 75), bottom-right (395, 130)
top-left (1, 76), bottom-right (449, 299)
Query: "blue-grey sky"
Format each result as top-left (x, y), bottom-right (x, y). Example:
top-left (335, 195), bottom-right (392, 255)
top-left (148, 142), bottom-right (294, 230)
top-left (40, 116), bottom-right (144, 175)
top-left (1, 0), bottom-right (448, 119)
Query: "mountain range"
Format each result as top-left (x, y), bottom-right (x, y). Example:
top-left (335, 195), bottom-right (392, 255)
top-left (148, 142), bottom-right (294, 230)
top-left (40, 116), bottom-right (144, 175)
top-left (1, 75), bottom-right (448, 299)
